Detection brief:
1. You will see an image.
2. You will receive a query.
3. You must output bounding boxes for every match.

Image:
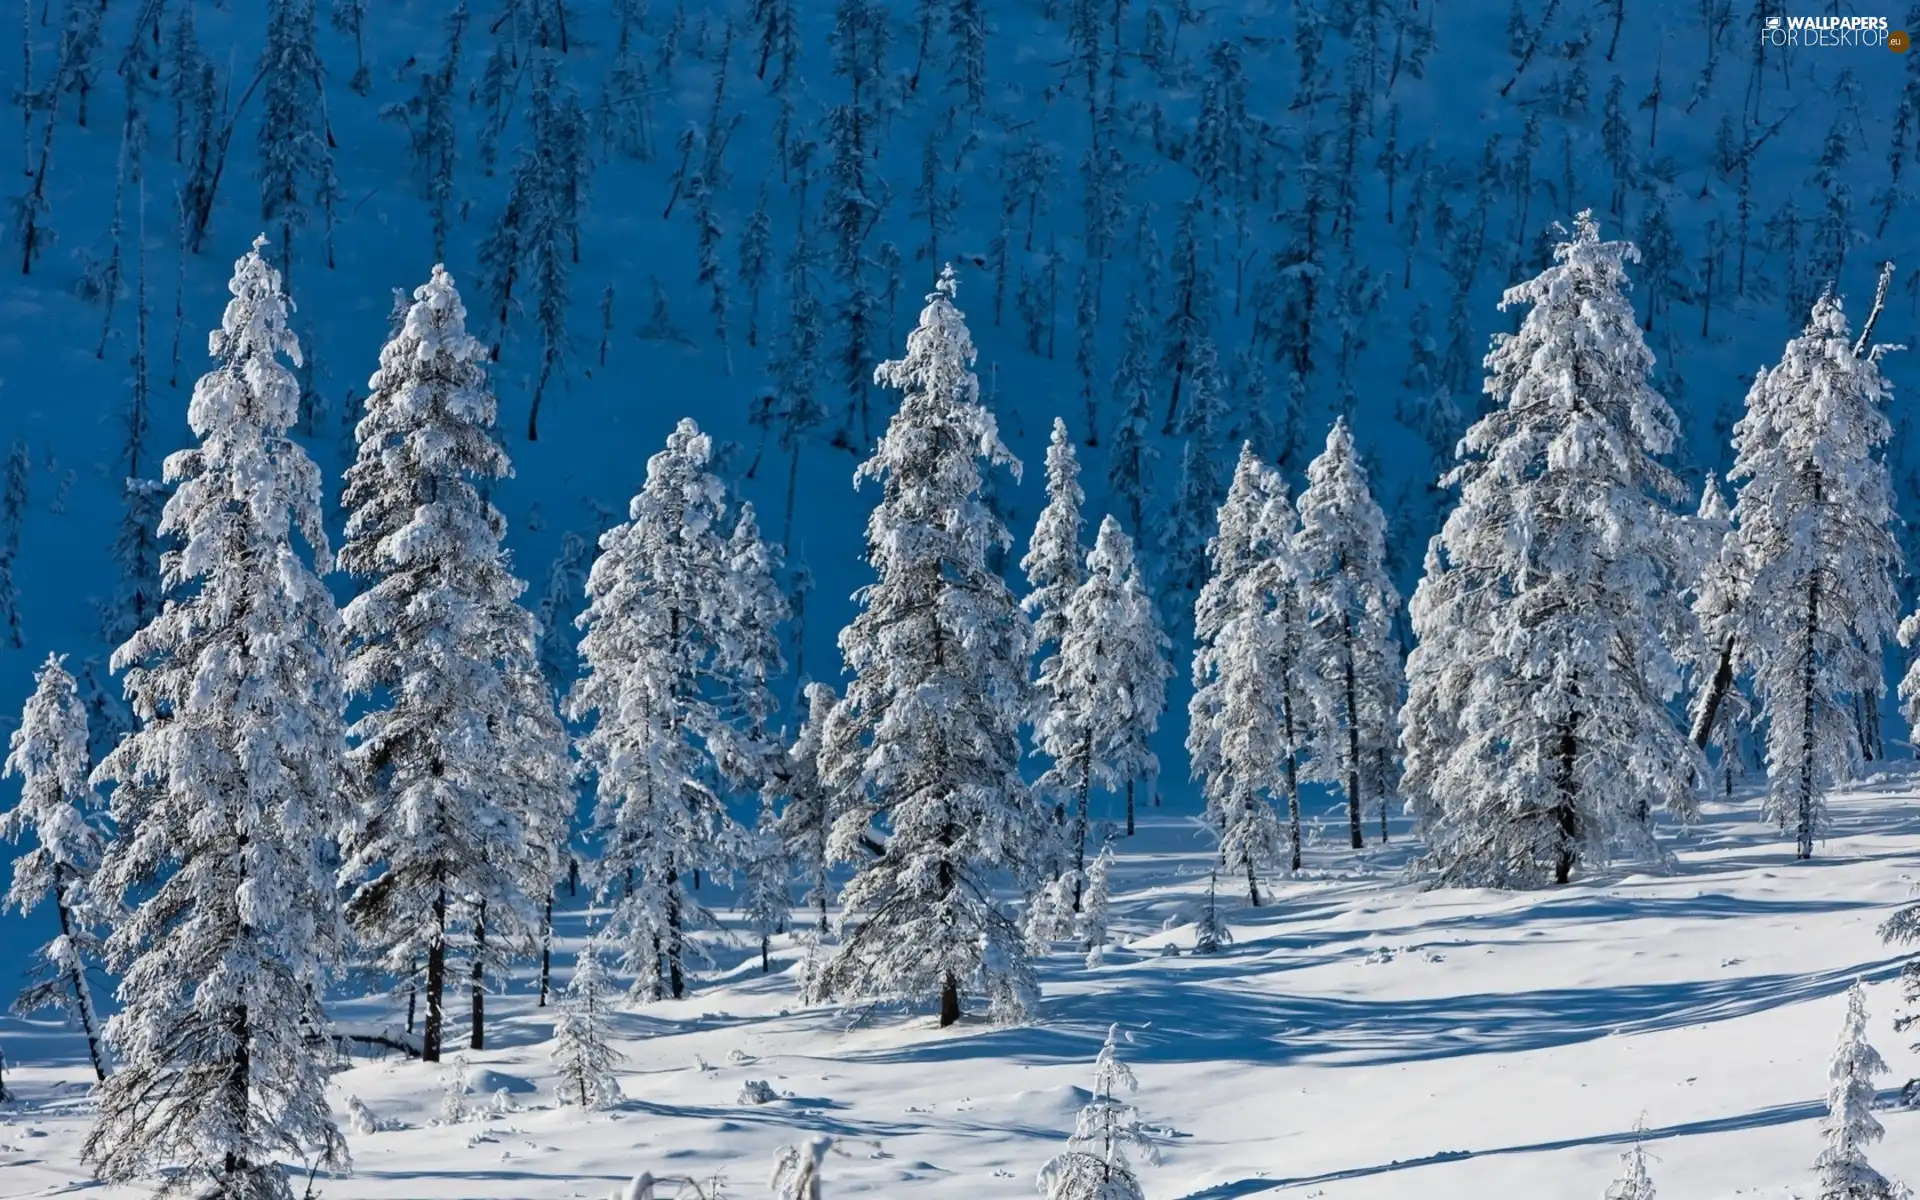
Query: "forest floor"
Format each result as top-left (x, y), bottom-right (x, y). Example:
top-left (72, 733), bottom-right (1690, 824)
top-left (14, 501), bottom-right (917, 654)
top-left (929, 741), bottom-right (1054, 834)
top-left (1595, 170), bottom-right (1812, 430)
top-left (7, 774), bottom-right (1920, 1198)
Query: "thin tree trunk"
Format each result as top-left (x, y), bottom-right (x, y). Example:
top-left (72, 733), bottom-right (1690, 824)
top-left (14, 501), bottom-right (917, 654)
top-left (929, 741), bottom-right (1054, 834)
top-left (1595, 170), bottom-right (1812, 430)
top-left (470, 901), bottom-right (486, 1050)
top-left (1072, 738), bottom-right (1092, 911)
top-left (53, 869), bottom-right (104, 1081)
top-left (1282, 685), bottom-right (1302, 872)
top-left (424, 890), bottom-right (446, 1062)
top-left (1377, 747), bottom-right (1390, 842)
top-left (1799, 573), bottom-right (1820, 860)
top-left (666, 868), bottom-right (684, 999)
top-left (1342, 613), bottom-right (1364, 850)
top-left (538, 892), bottom-right (554, 1007)
top-left (1245, 846), bottom-right (1261, 907)
top-left (1125, 778), bottom-right (1135, 837)
top-left (1690, 634), bottom-right (1737, 750)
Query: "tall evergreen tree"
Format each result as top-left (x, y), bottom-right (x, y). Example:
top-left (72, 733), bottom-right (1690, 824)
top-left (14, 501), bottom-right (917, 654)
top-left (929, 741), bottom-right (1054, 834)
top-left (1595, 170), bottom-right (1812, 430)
top-left (568, 419), bottom-right (784, 1002)
top-left (1295, 418), bottom-right (1403, 850)
top-left (815, 268), bottom-right (1041, 1027)
top-left (1400, 213), bottom-right (1696, 888)
top-left (1188, 447), bottom-right (1310, 901)
top-left (85, 237), bottom-right (349, 1200)
top-left (1, 654), bottom-right (108, 1081)
top-left (1739, 287), bottom-right (1901, 859)
top-left (336, 266), bottom-right (572, 1061)
top-left (1814, 982), bottom-right (1909, 1200)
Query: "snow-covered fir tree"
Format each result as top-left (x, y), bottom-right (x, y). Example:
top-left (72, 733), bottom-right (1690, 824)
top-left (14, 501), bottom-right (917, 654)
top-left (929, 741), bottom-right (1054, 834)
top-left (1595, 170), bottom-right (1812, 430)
top-left (85, 236), bottom-right (349, 1199)
top-left (1815, 982), bottom-right (1910, 1200)
top-left (1039, 516), bottom-right (1171, 904)
top-left (552, 944), bottom-right (625, 1111)
top-left (1024, 417), bottom-right (1087, 659)
top-left (336, 265), bottom-right (572, 1061)
top-left (1738, 285), bottom-right (1901, 860)
top-left (1687, 472), bottom-right (1750, 800)
top-left (741, 795), bottom-right (791, 973)
top-left (1080, 838), bottom-right (1114, 968)
top-left (0, 654), bottom-right (107, 1081)
top-left (1400, 212), bottom-right (1696, 888)
top-left (1295, 416), bottom-right (1403, 851)
top-left (773, 681), bottom-right (838, 939)
top-left (1603, 1132), bottom-right (1657, 1200)
top-left (568, 418), bottom-right (782, 1002)
top-left (1188, 447), bottom-right (1309, 902)
top-left (814, 267), bottom-right (1042, 1027)
top-left (1037, 1023), bottom-right (1159, 1200)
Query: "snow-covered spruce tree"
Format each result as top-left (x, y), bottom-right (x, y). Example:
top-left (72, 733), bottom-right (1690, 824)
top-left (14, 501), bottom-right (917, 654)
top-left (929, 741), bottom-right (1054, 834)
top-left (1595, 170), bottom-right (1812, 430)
top-left (1603, 1131), bottom-right (1657, 1200)
top-left (815, 267), bottom-right (1042, 1027)
top-left (1025, 418), bottom-right (1087, 658)
top-left (1399, 212), bottom-right (1696, 888)
top-left (1025, 417), bottom-right (1086, 865)
top-left (1188, 447), bottom-right (1309, 902)
top-left (1687, 472), bottom-right (1751, 800)
top-left (1295, 416), bottom-right (1404, 851)
top-left (741, 795), bottom-right (790, 973)
top-left (84, 236), bottom-right (349, 1199)
top-left (1080, 838), bottom-right (1114, 968)
top-left (552, 944), bottom-right (625, 1110)
top-left (1815, 982), bottom-right (1910, 1200)
top-left (1039, 516), bottom-right (1171, 908)
top-left (1037, 1023), bottom-right (1159, 1200)
top-left (1, 654), bottom-right (108, 1081)
top-left (568, 419), bottom-right (783, 1002)
top-left (1738, 285), bottom-right (1902, 860)
top-left (336, 265), bottom-right (572, 1061)
top-left (773, 681), bottom-right (838, 938)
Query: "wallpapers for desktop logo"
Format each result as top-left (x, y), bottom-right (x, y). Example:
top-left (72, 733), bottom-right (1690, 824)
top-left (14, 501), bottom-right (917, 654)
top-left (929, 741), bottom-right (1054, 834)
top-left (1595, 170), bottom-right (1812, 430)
top-left (1759, 12), bottom-right (1908, 50)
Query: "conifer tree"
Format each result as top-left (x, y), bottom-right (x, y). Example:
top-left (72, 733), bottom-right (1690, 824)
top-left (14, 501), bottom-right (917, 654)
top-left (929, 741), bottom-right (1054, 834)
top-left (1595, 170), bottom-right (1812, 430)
top-left (1036, 1024), bottom-right (1158, 1200)
top-left (552, 944), bottom-right (625, 1110)
top-left (568, 420), bottom-right (783, 1002)
top-left (0, 441), bottom-right (26, 650)
top-left (1740, 285), bottom-right (1901, 859)
top-left (1189, 448), bottom-right (1308, 901)
top-left (1296, 418), bottom-right (1403, 851)
top-left (1040, 517), bottom-right (1170, 899)
top-left (1688, 473), bottom-right (1750, 800)
top-left (815, 268), bottom-right (1041, 1027)
top-left (1, 654), bottom-right (107, 1081)
top-left (1024, 419), bottom-right (1087, 658)
top-left (85, 236), bottom-right (349, 1200)
top-left (774, 681), bottom-right (838, 938)
top-left (1105, 300), bottom-right (1158, 545)
top-left (257, 0), bottom-right (339, 280)
top-left (336, 266), bottom-right (573, 1060)
top-left (1156, 339), bottom-right (1228, 632)
top-left (1814, 982), bottom-right (1909, 1200)
top-left (741, 796), bottom-right (790, 972)
top-left (1603, 1133), bottom-right (1657, 1200)
top-left (1400, 213), bottom-right (1695, 888)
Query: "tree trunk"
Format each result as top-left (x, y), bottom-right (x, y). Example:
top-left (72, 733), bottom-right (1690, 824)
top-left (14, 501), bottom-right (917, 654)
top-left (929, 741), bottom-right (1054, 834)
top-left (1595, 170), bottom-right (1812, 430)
top-left (1799, 573), bottom-right (1820, 860)
top-left (1282, 691), bottom-right (1302, 872)
top-left (939, 971), bottom-right (960, 1026)
top-left (423, 890), bottom-right (446, 1062)
top-left (222, 1001), bottom-right (250, 1185)
top-left (1342, 613), bottom-right (1364, 850)
top-left (406, 979), bottom-right (417, 1035)
top-left (1071, 738), bottom-right (1092, 911)
top-left (538, 892), bottom-right (554, 1007)
top-left (1554, 711), bottom-right (1579, 885)
top-left (1690, 633), bottom-right (1737, 750)
top-left (1125, 778), bottom-right (1135, 837)
top-left (1377, 747), bottom-right (1391, 842)
top-left (53, 868), bottom-right (105, 1081)
top-left (666, 868), bottom-right (685, 999)
top-left (1245, 845), bottom-right (1261, 908)
top-left (470, 901), bottom-right (486, 1050)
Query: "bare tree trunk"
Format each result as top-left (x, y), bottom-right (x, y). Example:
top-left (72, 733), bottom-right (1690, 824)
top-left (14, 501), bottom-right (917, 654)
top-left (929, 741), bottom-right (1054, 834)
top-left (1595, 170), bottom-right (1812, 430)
top-left (469, 902), bottom-right (486, 1050)
top-left (1343, 613), bottom-right (1364, 849)
top-left (537, 892), bottom-right (554, 1007)
top-left (1798, 574), bottom-right (1820, 860)
top-left (53, 867), bottom-right (104, 1081)
top-left (423, 890), bottom-right (446, 1062)
top-left (1690, 634), bottom-right (1737, 750)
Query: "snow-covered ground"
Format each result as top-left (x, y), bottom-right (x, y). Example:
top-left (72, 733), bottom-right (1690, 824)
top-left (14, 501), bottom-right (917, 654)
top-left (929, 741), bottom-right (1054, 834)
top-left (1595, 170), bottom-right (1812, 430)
top-left (7, 775), bottom-right (1920, 1198)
